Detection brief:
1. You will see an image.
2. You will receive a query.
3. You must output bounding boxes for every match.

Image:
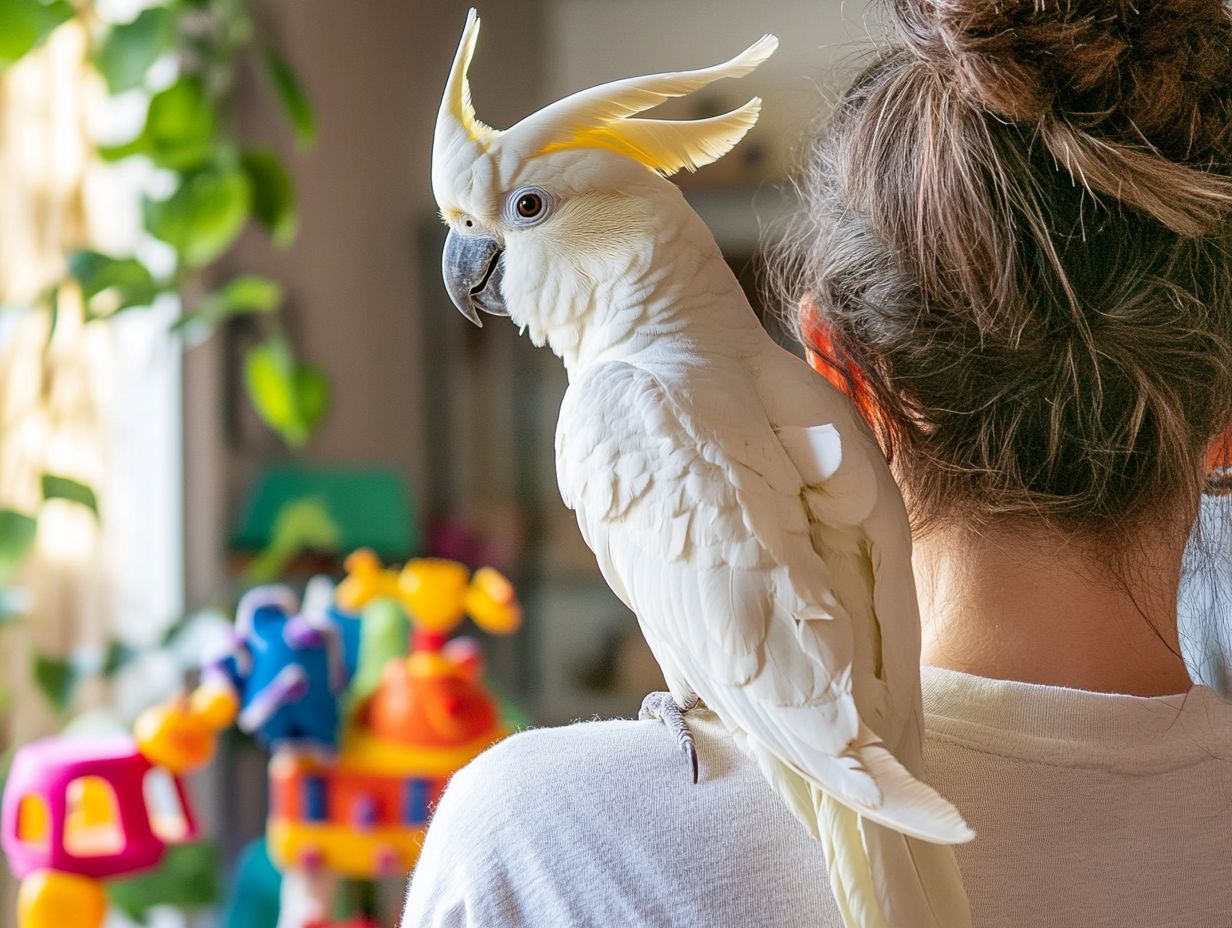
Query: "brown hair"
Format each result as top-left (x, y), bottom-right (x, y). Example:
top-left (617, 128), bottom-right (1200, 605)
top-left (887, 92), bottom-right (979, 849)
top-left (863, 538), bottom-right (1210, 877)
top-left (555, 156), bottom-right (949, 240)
top-left (779, 0), bottom-right (1232, 538)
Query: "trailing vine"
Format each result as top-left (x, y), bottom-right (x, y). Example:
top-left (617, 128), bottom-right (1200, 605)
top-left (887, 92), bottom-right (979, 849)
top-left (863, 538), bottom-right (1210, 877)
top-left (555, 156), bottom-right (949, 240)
top-left (0, 0), bottom-right (328, 712)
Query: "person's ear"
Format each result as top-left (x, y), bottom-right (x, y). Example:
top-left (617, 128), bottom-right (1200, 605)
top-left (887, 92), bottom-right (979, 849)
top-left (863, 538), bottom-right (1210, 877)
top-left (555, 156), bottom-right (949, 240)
top-left (799, 299), bottom-right (878, 428)
top-left (1205, 426), bottom-right (1232, 493)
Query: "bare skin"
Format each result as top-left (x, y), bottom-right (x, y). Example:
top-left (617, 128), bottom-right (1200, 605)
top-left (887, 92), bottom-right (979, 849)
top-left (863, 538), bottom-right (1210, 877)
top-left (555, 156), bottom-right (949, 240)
top-left (914, 518), bottom-right (1195, 697)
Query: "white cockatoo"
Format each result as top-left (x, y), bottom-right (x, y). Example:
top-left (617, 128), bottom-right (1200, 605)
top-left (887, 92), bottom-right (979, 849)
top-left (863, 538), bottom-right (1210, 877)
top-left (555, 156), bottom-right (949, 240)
top-left (431, 11), bottom-right (974, 927)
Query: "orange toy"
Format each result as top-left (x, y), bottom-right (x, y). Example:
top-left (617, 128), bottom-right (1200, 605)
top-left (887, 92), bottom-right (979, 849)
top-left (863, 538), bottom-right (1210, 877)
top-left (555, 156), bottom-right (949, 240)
top-left (367, 638), bottom-right (498, 749)
top-left (266, 553), bottom-right (521, 880)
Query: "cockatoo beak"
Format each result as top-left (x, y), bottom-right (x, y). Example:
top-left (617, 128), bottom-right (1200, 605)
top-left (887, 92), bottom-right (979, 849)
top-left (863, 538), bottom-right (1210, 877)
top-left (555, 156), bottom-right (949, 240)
top-left (442, 229), bottom-right (506, 327)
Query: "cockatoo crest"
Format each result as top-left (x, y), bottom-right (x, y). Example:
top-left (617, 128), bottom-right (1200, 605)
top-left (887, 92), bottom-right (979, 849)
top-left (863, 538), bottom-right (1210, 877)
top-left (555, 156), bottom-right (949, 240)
top-left (433, 8), bottom-right (777, 207)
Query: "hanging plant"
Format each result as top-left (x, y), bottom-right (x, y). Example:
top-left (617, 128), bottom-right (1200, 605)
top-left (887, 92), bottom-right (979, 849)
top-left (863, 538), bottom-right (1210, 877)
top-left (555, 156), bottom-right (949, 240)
top-left (1, 0), bottom-right (329, 450)
top-left (0, 0), bottom-right (330, 716)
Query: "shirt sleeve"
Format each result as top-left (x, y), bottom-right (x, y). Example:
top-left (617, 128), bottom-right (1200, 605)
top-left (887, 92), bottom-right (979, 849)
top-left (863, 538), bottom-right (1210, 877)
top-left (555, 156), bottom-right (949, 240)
top-left (401, 756), bottom-right (506, 928)
top-left (401, 715), bottom-right (826, 928)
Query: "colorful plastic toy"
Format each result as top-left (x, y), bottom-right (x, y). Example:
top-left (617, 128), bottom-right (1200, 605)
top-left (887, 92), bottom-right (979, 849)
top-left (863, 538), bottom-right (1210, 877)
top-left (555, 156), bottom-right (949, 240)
top-left (5, 552), bottom-right (522, 928)
top-left (203, 587), bottom-right (360, 752)
top-left (267, 635), bottom-right (506, 878)
top-left (336, 549), bottom-right (521, 647)
top-left (204, 553), bottom-right (521, 925)
top-left (1, 705), bottom-right (224, 928)
top-left (266, 553), bottom-right (520, 883)
top-left (222, 839), bottom-right (283, 928)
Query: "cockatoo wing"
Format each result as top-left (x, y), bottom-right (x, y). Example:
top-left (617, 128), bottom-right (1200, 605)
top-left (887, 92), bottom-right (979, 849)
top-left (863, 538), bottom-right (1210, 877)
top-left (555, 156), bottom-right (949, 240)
top-left (755, 350), bottom-right (927, 770)
top-left (556, 359), bottom-right (969, 844)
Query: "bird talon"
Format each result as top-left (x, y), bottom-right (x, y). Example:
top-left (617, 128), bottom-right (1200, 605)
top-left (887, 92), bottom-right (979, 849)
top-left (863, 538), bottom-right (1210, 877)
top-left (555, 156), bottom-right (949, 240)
top-left (640, 691), bottom-right (701, 783)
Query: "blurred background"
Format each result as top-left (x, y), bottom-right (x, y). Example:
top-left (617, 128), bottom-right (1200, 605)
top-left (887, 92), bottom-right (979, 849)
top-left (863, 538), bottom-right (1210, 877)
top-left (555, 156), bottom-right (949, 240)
top-left (0, 1), bottom-right (1227, 926)
top-left (0, 1), bottom-right (886, 924)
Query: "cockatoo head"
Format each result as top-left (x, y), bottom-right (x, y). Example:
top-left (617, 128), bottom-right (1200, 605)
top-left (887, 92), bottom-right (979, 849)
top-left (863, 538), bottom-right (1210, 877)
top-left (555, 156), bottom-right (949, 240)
top-left (432, 9), bottom-right (776, 342)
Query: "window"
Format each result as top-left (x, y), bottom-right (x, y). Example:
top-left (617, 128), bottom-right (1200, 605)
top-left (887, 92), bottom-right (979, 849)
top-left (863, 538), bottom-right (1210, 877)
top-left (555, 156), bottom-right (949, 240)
top-left (64, 775), bottom-right (124, 857)
top-left (16, 794), bottom-right (49, 850)
top-left (144, 767), bottom-right (189, 843)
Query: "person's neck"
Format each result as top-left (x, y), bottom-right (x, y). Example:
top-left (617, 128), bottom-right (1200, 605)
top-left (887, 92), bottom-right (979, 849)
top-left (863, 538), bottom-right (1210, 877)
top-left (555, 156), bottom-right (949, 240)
top-left (915, 521), bottom-right (1193, 697)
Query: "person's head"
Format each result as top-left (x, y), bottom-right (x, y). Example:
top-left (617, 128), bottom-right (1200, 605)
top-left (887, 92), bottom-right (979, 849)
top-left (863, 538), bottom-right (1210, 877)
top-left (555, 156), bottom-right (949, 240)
top-left (780, 0), bottom-right (1232, 554)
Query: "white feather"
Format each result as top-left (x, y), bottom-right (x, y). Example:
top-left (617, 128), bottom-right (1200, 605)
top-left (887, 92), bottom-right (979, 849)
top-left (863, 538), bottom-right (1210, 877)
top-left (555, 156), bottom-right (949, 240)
top-left (437, 26), bottom-right (974, 926)
top-left (555, 350), bottom-right (973, 927)
top-left (512, 35), bottom-right (778, 142)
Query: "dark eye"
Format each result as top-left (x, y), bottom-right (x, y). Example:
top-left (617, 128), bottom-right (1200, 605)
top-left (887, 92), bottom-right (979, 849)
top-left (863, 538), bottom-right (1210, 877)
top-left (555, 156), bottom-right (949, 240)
top-left (516, 193), bottom-right (542, 219)
top-left (504, 186), bottom-right (554, 226)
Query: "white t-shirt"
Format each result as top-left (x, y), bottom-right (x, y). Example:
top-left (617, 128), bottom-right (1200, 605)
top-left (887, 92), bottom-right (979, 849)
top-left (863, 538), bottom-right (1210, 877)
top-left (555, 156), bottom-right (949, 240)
top-left (402, 668), bottom-right (1232, 927)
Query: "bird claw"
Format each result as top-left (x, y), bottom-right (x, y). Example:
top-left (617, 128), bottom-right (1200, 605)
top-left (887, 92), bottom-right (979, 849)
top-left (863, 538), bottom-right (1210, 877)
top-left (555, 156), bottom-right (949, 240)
top-left (640, 691), bottom-right (700, 784)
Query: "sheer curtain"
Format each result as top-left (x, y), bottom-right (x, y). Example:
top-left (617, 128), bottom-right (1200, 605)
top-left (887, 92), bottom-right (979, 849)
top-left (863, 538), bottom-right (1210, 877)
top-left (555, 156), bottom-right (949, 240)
top-left (0, 17), bottom-right (183, 926)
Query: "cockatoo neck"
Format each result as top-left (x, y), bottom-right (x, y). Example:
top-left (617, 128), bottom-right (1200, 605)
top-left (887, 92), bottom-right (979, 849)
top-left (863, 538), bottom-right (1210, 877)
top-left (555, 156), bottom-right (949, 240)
top-left (536, 197), bottom-right (763, 378)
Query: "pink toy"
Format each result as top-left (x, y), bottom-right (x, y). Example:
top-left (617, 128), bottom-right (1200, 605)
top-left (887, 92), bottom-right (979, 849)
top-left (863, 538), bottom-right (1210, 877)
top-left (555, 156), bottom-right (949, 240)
top-left (2, 735), bottom-right (201, 928)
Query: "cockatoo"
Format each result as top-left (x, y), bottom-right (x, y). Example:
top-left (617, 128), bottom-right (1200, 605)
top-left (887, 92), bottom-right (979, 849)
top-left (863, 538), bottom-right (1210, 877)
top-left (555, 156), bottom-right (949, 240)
top-left (431, 11), bottom-right (974, 927)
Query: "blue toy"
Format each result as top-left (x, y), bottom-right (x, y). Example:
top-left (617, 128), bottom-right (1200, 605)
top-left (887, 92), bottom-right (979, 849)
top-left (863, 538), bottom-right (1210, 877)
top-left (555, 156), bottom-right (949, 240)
top-left (204, 586), bottom-right (361, 752)
top-left (222, 839), bottom-right (282, 928)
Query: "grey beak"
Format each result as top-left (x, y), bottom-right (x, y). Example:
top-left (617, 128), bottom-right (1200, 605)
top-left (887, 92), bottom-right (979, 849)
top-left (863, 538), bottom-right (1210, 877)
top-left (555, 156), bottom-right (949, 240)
top-left (442, 229), bottom-right (506, 327)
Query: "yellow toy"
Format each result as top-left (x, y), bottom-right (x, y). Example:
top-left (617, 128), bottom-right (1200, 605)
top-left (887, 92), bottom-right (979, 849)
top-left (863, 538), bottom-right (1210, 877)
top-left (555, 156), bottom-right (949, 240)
top-left (336, 549), bottom-right (521, 643)
top-left (133, 686), bottom-right (239, 773)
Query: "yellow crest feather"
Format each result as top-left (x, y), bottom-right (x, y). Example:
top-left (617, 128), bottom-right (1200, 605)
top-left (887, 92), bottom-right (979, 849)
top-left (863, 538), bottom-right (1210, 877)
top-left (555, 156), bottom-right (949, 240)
top-left (539, 99), bottom-right (763, 176)
top-left (522, 35), bottom-right (777, 174)
top-left (446, 9), bottom-right (497, 148)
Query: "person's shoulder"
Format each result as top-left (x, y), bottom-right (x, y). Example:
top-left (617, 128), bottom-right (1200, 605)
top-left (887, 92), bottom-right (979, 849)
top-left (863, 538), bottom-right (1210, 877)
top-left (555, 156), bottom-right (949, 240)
top-left (437, 707), bottom-right (776, 833)
top-left (407, 721), bottom-right (671, 925)
top-left (444, 715), bottom-right (700, 811)
top-left (469, 716), bottom-right (669, 774)
top-left (405, 714), bottom-right (736, 927)
top-left (406, 710), bottom-right (833, 927)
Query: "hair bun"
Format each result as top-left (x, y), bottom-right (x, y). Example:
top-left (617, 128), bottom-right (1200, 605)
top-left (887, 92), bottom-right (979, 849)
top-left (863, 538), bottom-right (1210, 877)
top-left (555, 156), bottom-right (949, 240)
top-left (894, 0), bottom-right (1232, 161)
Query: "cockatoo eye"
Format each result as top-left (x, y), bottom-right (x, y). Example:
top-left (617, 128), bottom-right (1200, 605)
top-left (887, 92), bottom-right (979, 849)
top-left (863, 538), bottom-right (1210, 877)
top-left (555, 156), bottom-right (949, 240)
top-left (517, 194), bottom-right (541, 217)
top-left (504, 186), bottom-right (553, 227)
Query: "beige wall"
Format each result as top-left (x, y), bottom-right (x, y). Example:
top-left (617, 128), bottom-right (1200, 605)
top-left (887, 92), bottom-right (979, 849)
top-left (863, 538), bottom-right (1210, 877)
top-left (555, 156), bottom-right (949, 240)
top-left (545, 0), bottom-right (882, 178)
top-left (184, 0), bottom-right (544, 607)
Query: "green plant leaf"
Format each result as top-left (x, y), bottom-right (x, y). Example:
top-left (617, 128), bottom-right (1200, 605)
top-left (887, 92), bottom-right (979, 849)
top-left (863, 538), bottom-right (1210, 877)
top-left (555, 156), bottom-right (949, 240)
top-left (108, 841), bottom-right (221, 920)
top-left (68, 250), bottom-right (148, 299)
top-left (262, 49), bottom-right (316, 148)
top-left (145, 164), bottom-right (251, 267)
top-left (240, 148), bottom-right (297, 245)
top-left (95, 137), bottom-right (142, 163)
top-left (33, 653), bottom-right (74, 712)
top-left (0, 0), bottom-right (73, 69)
top-left (244, 496), bottom-right (340, 583)
top-left (244, 338), bottom-right (329, 448)
top-left (41, 473), bottom-right (99, 517)
top-left (100, 638), bottom-right (139, 677)
top-left (294, 364), bottom-right (329, 432)
top-left (244, 339), bottom-right (299, 441)
top-left (0, 509), bottom-right (37, 581)
top-left (141, 77), bottom-right (216, 170)
top-left (104, 77), bottom-right (217, 170)
top-left (272, 497), bottom-right (339, 554)
top-left (44, 284), bottom-right (59, 353)
top-left (67, 250), bottom-right (162, 317)
top-left (171, 274), bottom-right (282, 334)
top-left (219, 275), bottom-right (282, 311)
top-left (93, 6), bottom-right (173, 93)
top-left (68, 250), bottom-right (154, 299)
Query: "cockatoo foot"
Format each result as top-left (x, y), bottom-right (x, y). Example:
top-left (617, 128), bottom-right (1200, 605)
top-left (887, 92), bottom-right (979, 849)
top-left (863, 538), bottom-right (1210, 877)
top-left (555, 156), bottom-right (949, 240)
top-left (639, 691), bottom-right (701, 784)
